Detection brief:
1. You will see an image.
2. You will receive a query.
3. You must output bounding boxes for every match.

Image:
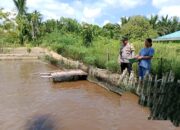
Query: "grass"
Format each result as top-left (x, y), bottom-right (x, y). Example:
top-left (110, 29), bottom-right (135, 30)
top-left (133, 41), bottom-right (180, 78)
top-left (40, 32), bottom-right (120, 71)
top-left (39, 32), bottom-right (180, 79)
top-left (2, 31), bottom-right (179, 79)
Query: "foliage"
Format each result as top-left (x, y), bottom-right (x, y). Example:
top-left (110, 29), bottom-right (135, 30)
top-left (120, 17), bottom-right (130, 26)
top-left (120, 16), bottom-right (158, 40)
top-left (82, 24), bottom-right (94, 47)
top-left (157, 15), bottom-right (180, 36)
top-left (1, 3), bottom-right (180, 79)
top-left (133, 41), bottom-right (180, 79)
top-left (83, 56), bottom-right (96, 65)
top-left (148, 15), bottom-right (158, 29)
top-left (59, 17), bottom-right (81, 33)
top-left (105, 60), bottom-right (120, 72)
top-left (13, 0), bottom-right (27, 16)
top-left (27, 10), bottom-right (42, 41)
top-left (41, 31), bottom-right (180, 79)
top-left (43, 19), bottom-right (57, 33)
top-left (13, 0), bottom-right (27, 45)
top-left (102, 23), bottom-right (121, 39)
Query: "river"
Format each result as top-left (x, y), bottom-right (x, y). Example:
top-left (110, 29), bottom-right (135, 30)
top-left (0, 60), bottom-right (178, 130)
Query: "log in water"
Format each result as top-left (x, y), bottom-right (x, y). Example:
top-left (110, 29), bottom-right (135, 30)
top-left (40, 70), bottom-right (87, 82)
top-left (51, 70), bottom-right (87, 82)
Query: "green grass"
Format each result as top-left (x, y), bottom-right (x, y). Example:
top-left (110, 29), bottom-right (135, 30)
top-left (39, 32), bottom-right (180, 79)
top-left (133, 41), bottom-right (180, 78)
top-left (1, 30), bottom-right (179, 79)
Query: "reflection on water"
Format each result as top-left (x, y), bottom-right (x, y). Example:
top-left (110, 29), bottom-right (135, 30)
top-left (0, 60), bottom-right (178, 130)
top-left (26, 115), bottom-right (55, 130)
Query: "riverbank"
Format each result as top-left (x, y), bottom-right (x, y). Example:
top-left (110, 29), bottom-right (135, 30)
top-left (0, 47), bottom-right (178, 95)
top-left (39, 32), bottom-right (180, 79)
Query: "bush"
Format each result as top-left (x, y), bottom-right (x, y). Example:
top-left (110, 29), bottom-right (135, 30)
top-left (50, 44), bottom-right (65, 54)
top-left (64, 45), bottom-right (87, 60)
top-left (121, 16), bottom-right (158, 41)
top-left (83, 56), bottom-right (96, 65)
top-left (105, 60), bottom-right (119, 72)
top-left (82, 25), bottom-right (93, 47)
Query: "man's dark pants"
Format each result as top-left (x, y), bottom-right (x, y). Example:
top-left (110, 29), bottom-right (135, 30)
top-left (121, 63), bottom-right (132, 74)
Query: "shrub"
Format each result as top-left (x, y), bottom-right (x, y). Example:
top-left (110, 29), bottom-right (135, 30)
top-left (83, 56), bottom-right (96, 65)
top-left (105, 60), bottom-right (119, 72)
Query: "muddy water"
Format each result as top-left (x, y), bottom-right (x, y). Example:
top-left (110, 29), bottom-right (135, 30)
top-left (0, 60), bottom-right (178, 130)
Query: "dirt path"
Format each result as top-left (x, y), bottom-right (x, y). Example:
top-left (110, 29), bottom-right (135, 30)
top-left (0, 47), bottom-right (46, 60)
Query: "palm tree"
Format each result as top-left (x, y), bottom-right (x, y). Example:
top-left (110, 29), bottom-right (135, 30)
top-left (13, 0), bottom-right (27, 16)
top-left (120, 17), bottom-right (130, 26)
top-left (157, 15), bottom-right (170, 36)
top-left (13, 0), bottom-right (27, 45)
top-left (27, 10), bottom-right (42, 40)
top-left (170, 16), bottom-right (179, 33)
top-left (102, 23), bottom-right (120, 39)
top-left (149, 15), bottom-right (158, 29)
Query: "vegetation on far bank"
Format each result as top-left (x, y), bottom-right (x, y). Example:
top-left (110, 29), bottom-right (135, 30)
top-left (39, 32), bottom-right (180, 78)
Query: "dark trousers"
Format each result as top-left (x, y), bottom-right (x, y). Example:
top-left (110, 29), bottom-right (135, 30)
top-left (121, 63), bottom-right (132, 74)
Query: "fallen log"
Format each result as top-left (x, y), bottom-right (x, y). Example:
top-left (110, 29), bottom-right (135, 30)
top-left (41, 70), bottom-right (88, 82)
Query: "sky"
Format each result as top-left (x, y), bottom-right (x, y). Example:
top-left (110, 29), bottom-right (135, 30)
top-left (0, 0), bottom-right (180, 26)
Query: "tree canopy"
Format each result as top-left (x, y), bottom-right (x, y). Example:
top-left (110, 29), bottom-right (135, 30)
top-left (1, 4), bottom-right (180, 46)
top-left (120, 16), bottom-right (158, 41)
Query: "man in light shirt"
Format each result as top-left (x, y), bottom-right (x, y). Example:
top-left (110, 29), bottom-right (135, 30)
top-left (119, 37), bottom-right (135, 74)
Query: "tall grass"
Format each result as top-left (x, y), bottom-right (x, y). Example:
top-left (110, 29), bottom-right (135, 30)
top-left (40, 32), bottom-right (180, 79)
top-left (133, 41), bottom-right (180, 78)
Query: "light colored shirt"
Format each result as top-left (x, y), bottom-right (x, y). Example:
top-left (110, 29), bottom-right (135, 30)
top-left (119, 43), bottom-right (135, 63)
top-left (139, 47), bottom-right (154, 69)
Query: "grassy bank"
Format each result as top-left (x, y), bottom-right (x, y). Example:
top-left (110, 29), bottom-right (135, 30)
top-left (39, 32), bottom-right (180, 79)
top-left (1, 31), bottom-right (179, 79)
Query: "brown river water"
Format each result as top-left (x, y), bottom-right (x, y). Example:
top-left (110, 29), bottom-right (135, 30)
top-left (0, 60), bottom-right (179, 130)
